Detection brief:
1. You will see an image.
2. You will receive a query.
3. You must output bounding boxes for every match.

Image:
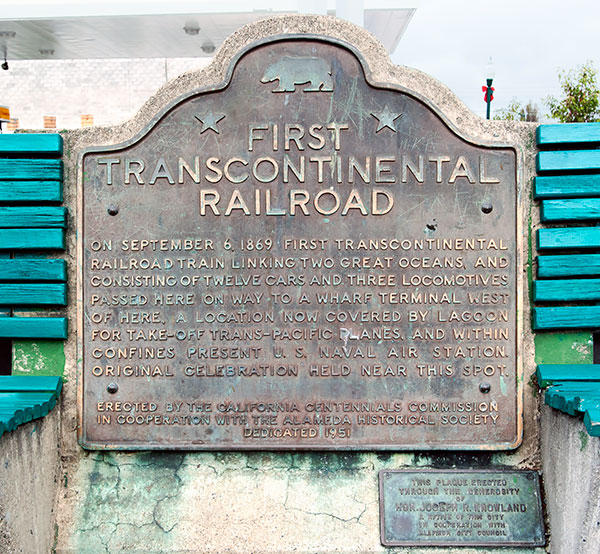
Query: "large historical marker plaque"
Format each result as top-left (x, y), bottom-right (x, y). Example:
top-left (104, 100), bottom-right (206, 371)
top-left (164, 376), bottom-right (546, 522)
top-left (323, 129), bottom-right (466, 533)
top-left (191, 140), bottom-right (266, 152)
top-left (78, 36), bottom-right (521, 449)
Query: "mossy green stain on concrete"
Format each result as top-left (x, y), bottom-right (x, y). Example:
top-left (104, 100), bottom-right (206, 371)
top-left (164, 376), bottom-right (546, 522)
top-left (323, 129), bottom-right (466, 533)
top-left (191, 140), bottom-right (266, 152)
top-left (528, 373), bottom-right (539, 398)
top-left (579, 430), bottom-right (589, 451)
top-left (62, 451), bottom-right (549, 553)
top-left (73, 452), bottom-right (184, 553)
top-left (12, 340), bottom-right (65, 376)
top-left (534, 332), bottom-right (593, 365)
top-left (51, 522), bottom-right (59, 554)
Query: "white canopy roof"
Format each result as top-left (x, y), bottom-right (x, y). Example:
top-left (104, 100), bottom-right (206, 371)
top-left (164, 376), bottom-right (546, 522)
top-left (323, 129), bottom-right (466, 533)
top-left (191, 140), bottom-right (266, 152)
top-left (0, 2), bottom-right (415, 60)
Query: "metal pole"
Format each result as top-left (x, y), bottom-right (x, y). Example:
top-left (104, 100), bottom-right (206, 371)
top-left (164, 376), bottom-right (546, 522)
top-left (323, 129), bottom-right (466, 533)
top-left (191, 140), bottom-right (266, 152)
top-left (486, 78), bottom-right (493, 120)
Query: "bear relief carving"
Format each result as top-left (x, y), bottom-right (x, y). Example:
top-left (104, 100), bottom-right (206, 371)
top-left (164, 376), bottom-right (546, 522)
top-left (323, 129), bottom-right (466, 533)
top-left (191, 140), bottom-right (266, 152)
top-left (261, 56), bottom-right (334, 92)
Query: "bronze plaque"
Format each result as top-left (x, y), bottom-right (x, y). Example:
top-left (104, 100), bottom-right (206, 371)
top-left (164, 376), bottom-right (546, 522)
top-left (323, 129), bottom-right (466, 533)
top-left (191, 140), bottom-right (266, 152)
top-left (379, 470), bottom-right (545, 547)
top-left (78, 36), bottom-right (521, 449)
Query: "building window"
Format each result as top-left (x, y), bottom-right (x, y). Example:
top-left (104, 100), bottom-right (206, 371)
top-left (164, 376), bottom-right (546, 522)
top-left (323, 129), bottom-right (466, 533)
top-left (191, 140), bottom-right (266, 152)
top-left (43, 116), bottom-right (56, 129)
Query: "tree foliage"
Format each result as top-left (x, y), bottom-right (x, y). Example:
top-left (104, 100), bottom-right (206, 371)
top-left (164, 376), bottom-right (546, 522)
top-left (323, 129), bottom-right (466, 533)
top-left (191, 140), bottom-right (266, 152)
top-left (493, 99), bottom-right (538, 122)
top-left (545, 62), bottom-right (600, 122)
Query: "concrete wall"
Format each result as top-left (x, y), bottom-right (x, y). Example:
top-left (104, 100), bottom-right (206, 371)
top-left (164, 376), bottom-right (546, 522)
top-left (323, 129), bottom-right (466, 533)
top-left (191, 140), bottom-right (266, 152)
top-left (540, 406), bottom-right (600, 554)
top-left (0, 410), bottom-right (61, 554)
top-left (533, 294), bottom-right (597, 552)
top-left (55, 451), bottom-right (546, 554)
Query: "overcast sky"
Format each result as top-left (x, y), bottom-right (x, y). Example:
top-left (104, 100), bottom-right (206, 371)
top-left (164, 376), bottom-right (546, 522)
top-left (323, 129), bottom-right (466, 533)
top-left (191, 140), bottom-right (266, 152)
top-left (395, 0), bottom-right (600, 120)
top-left (6, 0), bottom-right (600, 121)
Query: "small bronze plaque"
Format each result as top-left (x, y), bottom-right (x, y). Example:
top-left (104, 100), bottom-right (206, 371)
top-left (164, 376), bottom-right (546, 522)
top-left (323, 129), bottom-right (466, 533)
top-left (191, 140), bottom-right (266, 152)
top-left (78, 36), bottom-right (521, 449)
top-left (379, 469), bottom-right (545, 547)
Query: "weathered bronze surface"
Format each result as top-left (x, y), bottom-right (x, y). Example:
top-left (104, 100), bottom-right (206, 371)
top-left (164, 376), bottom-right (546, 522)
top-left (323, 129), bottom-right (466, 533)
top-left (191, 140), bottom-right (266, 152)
top-left (379, 469), bottom-right (545, 547)
top-left (79, 36), bottom-right (520, 449)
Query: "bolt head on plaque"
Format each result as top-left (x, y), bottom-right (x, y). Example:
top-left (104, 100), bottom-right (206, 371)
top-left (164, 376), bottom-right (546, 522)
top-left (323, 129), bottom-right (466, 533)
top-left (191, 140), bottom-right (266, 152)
top-left (479, 382), bottom-right (492, 393)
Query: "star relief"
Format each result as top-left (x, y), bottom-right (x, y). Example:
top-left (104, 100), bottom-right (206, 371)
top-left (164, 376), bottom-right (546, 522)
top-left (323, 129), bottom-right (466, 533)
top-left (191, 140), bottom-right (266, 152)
top-left (194, 112), bottom-right (226, 134)
top-left (370, 105), bottom-right (403, 133)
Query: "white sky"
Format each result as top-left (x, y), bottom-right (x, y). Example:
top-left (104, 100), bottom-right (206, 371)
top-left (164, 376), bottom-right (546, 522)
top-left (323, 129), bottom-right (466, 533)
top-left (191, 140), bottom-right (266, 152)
top-left (2, 0), bottom-right (599, 120)
top-left (396, 0), bottom-right (600, 119)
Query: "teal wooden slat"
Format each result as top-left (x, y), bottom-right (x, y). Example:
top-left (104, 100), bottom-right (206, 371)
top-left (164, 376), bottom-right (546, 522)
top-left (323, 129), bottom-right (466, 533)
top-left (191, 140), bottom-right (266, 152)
top-left (534, 278), bottom-right (600, 301)
top-left (584, 409), bottom-right (600, 437)
top-left (563, 396), bottom-right (581, 415)
top-left (0, 398), bottom-right (55, 413)
top-left (0, 229), bottom-right (65, 250)
top-left (0, 317), bottom-right (67, 339)
top-left (0, 259), bottom-right (66, 281)
top-left (534, 175), bottom-right (600, 198)
top-left (537, 365), bottom-right (600, 387)
top-left (544, 384), bottom-right (599, 412)
top-left (0, 407), bottom-right (26, 418)
top-left (16, 408), bottom-right (34, 424)
top-left (545, 388), bottom-right (571, 410)
top-left (0, 399), bottom-right (52, 416)
top-left (569, 396), bottom-right (600, 416)
top-left (0, 401), bottom-right (56, 423)
top-left (4, 395), bottom-right (56, 413)
top-left (0, 159), bottom-right (61, 181)
top-left (536, 123), bottom-right (600, 145)
top-left (565, 395), bottom-right (587, 416)
top-left (0, 134), bottom-right (62, 155)
top-left (0, 284), bottom-right (66, 305)
top-left (0, 404), bottom-right (31, 414)
top-left (0, 410), bottom-right (24, 428)
top-left (537, 150), bottom-right (600, 172)
top-left (0, 254), bottom-right (8, 316)
top-left (0, 392), bottom-right (56, 403)
top-left (541, 199), bottom-right (600, 222)
top-left (0, 207), bottom-right (67, 228)
top-left (548, 382), bottom-right (595, 394)
top-left (0, 376), bottom-right (62, 394)
top-left (2, 402), bottom-right (42, 419)
top-left (0, 377), bottom-right (63, 438)
top-left (538, 254), bottom-right (600, 278)
top-left (544, 389), bottom-right (561, 409)
top-left (545, 386), bottom-right (600, 415)
top-left (0, 181), bottom-right (62, 202)
top-left (537, 227), bottom-right (600, 250)
top-left (533, 306), bottom-right (600, 330)
top-left (0, 393), bottom-right (56, 419)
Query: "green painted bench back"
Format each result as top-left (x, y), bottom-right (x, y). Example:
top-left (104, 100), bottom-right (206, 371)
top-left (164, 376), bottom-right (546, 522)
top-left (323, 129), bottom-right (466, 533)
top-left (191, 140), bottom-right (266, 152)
top-left (0, 133), bottom-right (67, 438)
top-left (0, 134), bottom-right (67, 338)
top-left (535, 122), bottom-right (600, 435)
